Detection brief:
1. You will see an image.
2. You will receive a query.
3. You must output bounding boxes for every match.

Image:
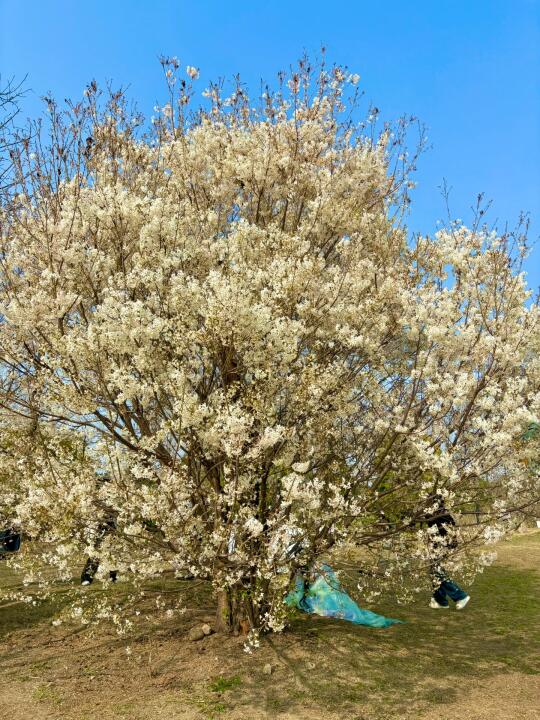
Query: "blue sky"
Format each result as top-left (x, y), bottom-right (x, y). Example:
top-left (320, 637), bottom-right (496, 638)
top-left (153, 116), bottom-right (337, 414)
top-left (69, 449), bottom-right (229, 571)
top-left (1, 0), bottom-right (539, 291)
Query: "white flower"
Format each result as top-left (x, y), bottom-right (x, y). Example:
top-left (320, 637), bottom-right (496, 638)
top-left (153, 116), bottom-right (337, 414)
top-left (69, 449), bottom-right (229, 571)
top-left (482, 526), bottom-right (504, 545)
top-left (186, 65), bottom-right (199, 80)
top-left (244, 517), bottom-right (264, 538)
top-left (258, 426), bottom-right (285, 450)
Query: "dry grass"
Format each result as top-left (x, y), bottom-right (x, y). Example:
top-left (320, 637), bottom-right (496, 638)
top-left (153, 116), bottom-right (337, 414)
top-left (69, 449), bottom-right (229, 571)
top-left (0, 532), bottom-right (538, 719)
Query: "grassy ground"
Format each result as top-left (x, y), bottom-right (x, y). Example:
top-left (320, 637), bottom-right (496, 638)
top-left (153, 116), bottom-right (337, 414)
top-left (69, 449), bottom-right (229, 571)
top-left (0, 533), bottom-right (539, 720)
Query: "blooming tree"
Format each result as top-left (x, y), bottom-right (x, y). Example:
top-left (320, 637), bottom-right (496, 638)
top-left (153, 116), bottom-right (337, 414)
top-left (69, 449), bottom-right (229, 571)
top-left (0, 58), bottom-right (539, 634)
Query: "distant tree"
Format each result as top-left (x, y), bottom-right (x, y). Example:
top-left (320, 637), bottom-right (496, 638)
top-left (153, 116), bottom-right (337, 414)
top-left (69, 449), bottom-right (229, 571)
top-left (514, 421), bottom-right (540, 525)
top-left (0, 57), bottom-right (538, 636)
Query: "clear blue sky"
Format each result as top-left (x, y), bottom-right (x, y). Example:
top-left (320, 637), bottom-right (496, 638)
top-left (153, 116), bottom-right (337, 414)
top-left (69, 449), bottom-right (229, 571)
top-left (1, 0), bottom-right (539, 291)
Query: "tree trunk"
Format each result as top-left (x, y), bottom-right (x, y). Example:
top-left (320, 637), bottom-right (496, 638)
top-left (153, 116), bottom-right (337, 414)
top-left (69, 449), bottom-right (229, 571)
top-left (214, 583), bottom-right (268, 635)
top-left (215, 588), bottom-right (232, 633)
top-left (215, 586), bottom-right (250, 634)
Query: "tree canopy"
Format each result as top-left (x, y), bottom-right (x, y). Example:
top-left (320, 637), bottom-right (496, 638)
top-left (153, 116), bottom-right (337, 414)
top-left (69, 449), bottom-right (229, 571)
top-left (1, 58), bottom-right (538, 635)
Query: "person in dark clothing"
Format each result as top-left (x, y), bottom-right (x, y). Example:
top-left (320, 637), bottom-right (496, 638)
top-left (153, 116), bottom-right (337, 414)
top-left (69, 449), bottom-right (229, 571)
top-left (0, 527), bottom-right (21, 558)
top-left (425, 500), bottom-right (470, 610)
top-left (80, 555), bottom-right (117, 585)
top-left (80, 474), bottom-right (119, 586)
top-left (80, 517), bottom-right (118, 585)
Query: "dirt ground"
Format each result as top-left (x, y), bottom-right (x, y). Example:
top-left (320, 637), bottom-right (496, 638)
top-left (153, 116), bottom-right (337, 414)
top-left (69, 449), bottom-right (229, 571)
top-left (1, 532), bottom-right (539, 720)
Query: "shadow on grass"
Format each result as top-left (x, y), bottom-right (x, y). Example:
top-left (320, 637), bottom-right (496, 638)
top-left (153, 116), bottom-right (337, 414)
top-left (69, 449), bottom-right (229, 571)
top-left (253, 561), bottom-right (540, 718)
top-left (0, 594), bottom-right (67, 636)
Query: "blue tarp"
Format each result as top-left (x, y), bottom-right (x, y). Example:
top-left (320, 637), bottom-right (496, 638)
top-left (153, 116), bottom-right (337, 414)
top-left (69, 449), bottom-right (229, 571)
top-left (285, 564), bottom-right (403, 628)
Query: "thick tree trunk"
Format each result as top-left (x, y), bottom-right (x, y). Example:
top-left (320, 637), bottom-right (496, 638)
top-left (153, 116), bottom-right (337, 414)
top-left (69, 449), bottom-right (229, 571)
top-left (214, 584), bottom-right (266, 635)
top-left (215, 588), bottom-right (232, 633)
top-left (215, 587), bottom-right (249, 634)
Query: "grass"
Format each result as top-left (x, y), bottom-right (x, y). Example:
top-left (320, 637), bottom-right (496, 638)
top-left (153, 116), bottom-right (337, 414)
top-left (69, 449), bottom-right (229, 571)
top-left (290, 566), bottom-right (538, 713)
top-left (209, 675), bottom-right (242, 692)
top-left (0, 532), bottom-right (538, 719)
top-left (32, 682), bottom-right (63, 705)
